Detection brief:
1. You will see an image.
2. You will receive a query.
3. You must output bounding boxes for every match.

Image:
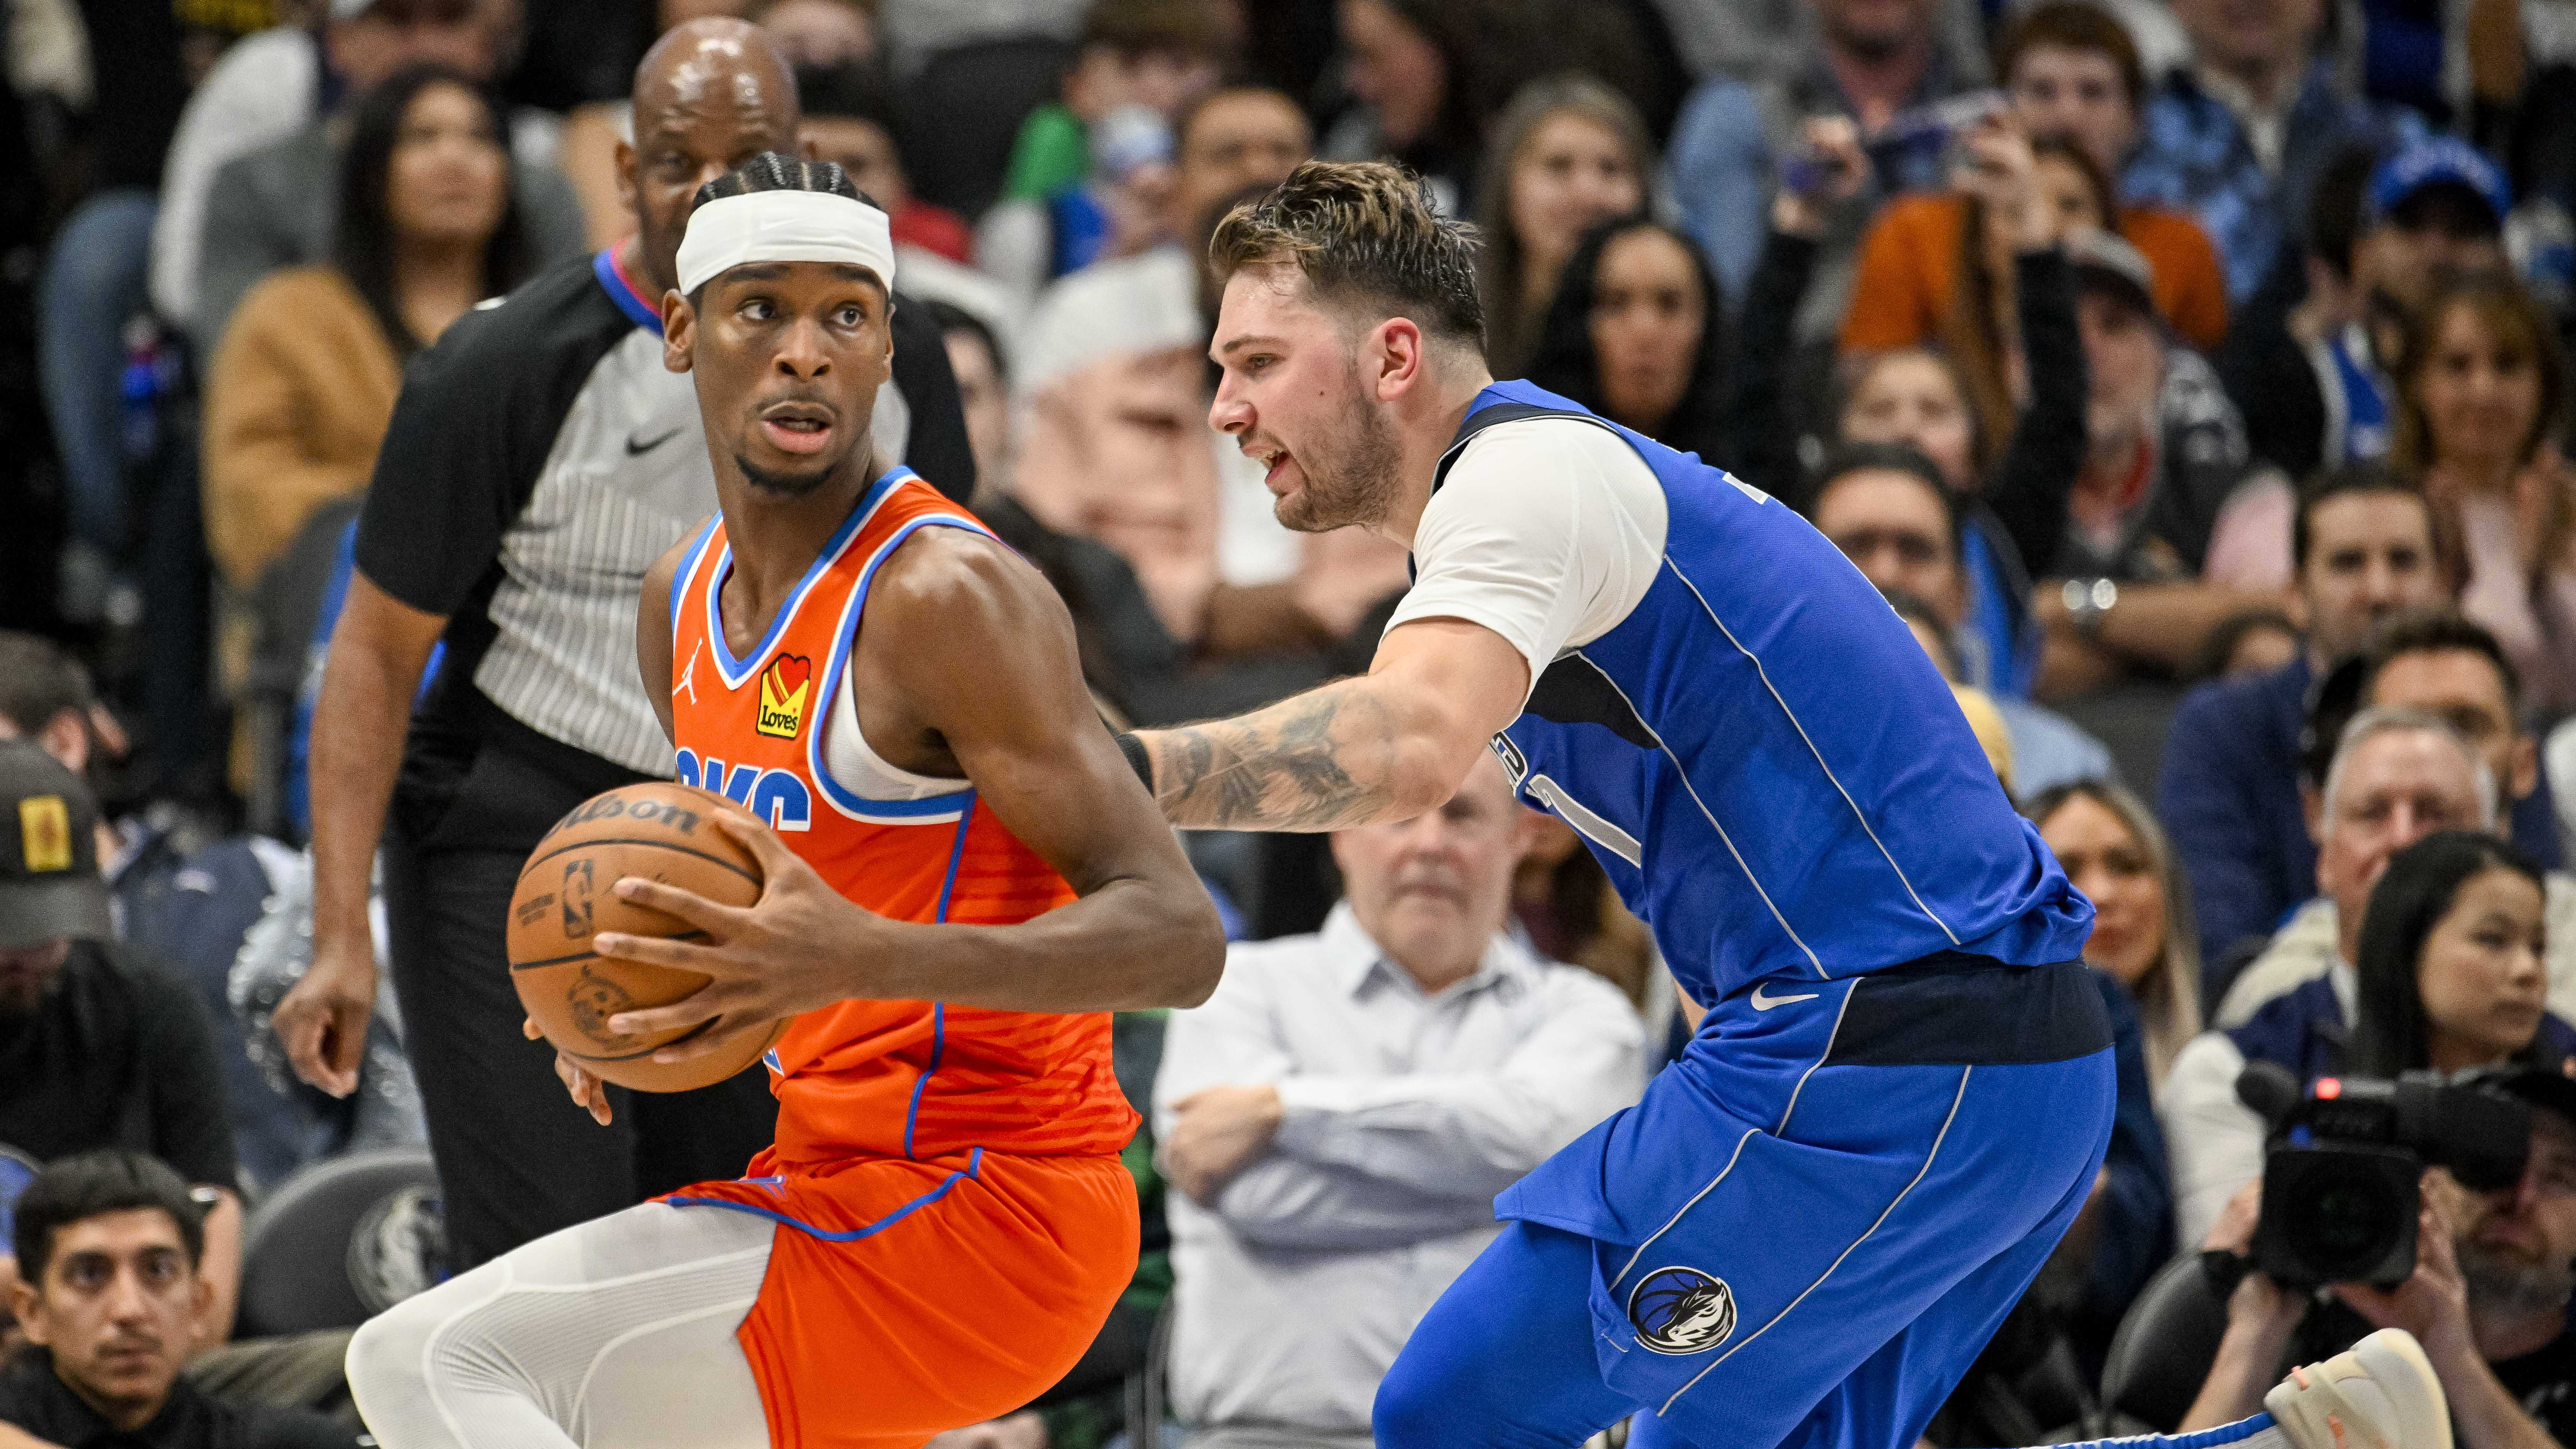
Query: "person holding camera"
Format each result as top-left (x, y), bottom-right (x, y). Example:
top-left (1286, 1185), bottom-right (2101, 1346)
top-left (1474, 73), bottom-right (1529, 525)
top-left (2179, 1056), bottom-right (2576, 1449)
top-left (2165, 714), bottom-right (2570, 1244)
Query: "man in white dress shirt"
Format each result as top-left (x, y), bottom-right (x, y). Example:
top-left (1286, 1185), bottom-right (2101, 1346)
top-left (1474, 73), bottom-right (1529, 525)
top-left (1153, 755), bottom-right (1645, 1449)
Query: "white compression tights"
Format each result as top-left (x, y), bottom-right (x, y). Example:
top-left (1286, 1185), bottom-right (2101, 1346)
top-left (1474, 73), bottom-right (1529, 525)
top-left (346, 1200), bottom-right (776, 1449)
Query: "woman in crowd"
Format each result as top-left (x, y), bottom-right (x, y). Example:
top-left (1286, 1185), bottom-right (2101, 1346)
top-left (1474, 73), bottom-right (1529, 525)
top-left (2162, 830), bottom-right (2573, 1247)
top-left (1524, 218), bottom-right (1725, 462)
top-left (2390, 270), bottom-right (2576, 715)
top-left (2030, 780), bottom-right (2205, 1082)
top-left (1469, 75), bottom-right (1654, 377)
top-left (202, 63), bottom-right (529, 593)
top-left (1322, 0), bottom-right (1514, 214)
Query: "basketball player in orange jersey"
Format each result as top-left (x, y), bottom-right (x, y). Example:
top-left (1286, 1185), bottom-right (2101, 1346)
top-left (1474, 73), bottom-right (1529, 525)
top-left (340, 154), bottom-right (1227, 1449)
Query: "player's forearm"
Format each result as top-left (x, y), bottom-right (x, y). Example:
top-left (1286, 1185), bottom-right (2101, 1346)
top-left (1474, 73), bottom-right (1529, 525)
top-left (861, 874), bottom-right (1224, 1012)
top-left (1134, 675), bottom-right (1463, 832)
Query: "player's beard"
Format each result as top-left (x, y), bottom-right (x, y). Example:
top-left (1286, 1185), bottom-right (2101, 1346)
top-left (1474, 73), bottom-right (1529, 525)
top-left (1276, 366), bottom-right (1401, 533)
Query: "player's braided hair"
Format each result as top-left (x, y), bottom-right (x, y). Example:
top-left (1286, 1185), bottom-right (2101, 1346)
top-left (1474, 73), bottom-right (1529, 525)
top-left (1208, 159), bottom-right (1486, 352)
top-left (692, 151), bottom-right (865, 211)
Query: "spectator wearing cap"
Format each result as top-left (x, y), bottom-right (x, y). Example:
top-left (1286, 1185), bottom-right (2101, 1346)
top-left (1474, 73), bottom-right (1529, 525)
top-left (2218, 136), bottom-right (2512, 487)
top-left (2217, 613), bottom-right (2576, 1031)
top-left (2121, 0), bottom-right (2412, 305)
top-left (2157, 467), bottom-right (2458, 972)
top-left (0, 743), bottom-right (243, 1354)
top-left (2177, 1051), bottom-right (2576, 1449)
top-left (1843, 3), bottom-right (2233, 359)
top-left (2389, 269), bottom-right (2576, 717)
top-left (0, 1151), bottom-right (359, 1449)
top-left (2034, 227), bottom-right (2291, 693)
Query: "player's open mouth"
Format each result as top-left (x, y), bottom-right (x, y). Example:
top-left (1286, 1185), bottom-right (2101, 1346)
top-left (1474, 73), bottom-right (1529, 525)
top-left (1253, 446), bottom-right (1296, 493)
top-left (759, 403), bottom-right (835, 456)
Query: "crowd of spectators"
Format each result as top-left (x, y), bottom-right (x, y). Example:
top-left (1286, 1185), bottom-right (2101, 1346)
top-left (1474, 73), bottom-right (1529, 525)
top-left (3, 0), bottom-right (2576, 1444)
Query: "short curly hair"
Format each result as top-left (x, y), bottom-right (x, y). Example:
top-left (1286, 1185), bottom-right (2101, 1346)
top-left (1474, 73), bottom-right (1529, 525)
top-left (1208, 159), bottom-right (1486, 351)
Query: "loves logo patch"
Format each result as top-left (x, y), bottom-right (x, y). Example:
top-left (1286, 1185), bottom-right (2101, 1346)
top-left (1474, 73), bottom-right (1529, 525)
top-left (757, 653), bottom-right (813, 739)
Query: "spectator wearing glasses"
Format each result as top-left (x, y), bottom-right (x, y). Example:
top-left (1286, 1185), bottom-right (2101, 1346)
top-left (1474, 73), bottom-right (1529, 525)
top-left (2218, 615), bottom-right (2576, 1027)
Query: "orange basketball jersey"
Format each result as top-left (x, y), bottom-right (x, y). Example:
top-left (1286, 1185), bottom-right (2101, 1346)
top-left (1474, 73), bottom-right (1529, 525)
top-left (665, 467), bottom-right (1138, 1167)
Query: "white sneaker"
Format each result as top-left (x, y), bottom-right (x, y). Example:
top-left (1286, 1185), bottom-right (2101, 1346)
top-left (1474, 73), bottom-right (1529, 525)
top-left (2263, 1328), bottom-right (2453, 1449)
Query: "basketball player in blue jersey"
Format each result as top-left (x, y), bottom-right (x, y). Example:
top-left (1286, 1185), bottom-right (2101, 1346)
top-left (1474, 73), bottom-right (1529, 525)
top-left (1117, 160), bottom-right (2453, 1449)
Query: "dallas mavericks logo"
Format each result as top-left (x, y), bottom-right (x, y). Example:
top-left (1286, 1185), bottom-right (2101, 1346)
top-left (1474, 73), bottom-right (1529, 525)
top-left (1628, 1266), bottom-right (1736, 1355)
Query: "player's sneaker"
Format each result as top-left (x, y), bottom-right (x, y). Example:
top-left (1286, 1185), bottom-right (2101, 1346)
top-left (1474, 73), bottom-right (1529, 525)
top-left (2263, 1328), bottom-right (2452, 1449)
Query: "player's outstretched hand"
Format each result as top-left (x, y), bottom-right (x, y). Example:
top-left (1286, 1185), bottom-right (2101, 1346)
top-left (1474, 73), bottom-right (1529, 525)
top-left (590, 813), bottom-right (886, 1063)
top-left (525, 1017), bottom-right (613, 1125)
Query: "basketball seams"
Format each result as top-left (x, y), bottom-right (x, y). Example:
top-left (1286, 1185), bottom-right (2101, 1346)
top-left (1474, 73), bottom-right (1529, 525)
top-left (515, 836), bottom-right (761, 888)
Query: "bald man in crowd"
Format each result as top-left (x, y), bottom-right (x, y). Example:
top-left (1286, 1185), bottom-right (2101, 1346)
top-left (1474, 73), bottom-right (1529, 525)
top-left (272, 18), bottom-right (972, 1271)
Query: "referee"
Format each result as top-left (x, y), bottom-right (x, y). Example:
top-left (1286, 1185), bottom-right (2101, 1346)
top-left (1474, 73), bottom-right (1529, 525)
top-left (273, 18), bottom-right (976, 1270)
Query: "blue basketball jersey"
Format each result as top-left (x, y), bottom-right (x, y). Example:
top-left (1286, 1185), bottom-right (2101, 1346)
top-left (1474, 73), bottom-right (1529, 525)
top-left (1450, 382), bottom-right (2092, 1004)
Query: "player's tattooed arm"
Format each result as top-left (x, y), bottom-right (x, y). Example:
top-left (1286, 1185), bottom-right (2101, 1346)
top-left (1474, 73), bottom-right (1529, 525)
top-left (1135, 618), bottom-right (1531, 831)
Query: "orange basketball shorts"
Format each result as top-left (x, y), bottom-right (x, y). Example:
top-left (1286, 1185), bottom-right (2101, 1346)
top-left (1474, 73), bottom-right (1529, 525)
top-left (662, 1148), bottom-right (1139, 1449)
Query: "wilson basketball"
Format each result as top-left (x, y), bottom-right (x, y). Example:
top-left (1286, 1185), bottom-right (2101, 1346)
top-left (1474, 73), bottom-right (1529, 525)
top-left (508, 782), bottom-right (787, 1092)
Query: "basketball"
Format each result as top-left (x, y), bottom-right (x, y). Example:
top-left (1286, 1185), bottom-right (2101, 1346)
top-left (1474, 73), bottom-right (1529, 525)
top-left (508, 782), bottom-right (787, 1092)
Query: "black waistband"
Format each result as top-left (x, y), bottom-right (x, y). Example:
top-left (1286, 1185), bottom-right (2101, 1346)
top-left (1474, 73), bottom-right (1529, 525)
top-left (1823, 957), bottom-right (2112, 1067)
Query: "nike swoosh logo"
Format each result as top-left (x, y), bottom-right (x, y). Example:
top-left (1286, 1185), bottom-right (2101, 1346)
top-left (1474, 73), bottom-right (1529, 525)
top-left (626, 427), bottom-right (684, 456)
top-left (1749, 984), bottom-right (1820, 1011)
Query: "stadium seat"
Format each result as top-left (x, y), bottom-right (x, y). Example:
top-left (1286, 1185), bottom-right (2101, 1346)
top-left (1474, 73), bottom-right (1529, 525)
top-left (236, 1147), bottom-right (443, 1338)
top-left (0, 1141), bottom-right (40, 1247)
top-left (2099, 1252), bottom-right (2232, 1432)
top-left (898, 36), bottom-right (1073, 221)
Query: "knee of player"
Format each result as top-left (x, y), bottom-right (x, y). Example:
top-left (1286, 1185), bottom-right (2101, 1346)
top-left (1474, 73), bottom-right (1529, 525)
top-left (346, 1293), bottom-right (440, 1407)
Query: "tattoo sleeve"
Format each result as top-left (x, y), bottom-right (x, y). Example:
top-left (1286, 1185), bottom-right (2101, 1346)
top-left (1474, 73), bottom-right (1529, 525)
top-left (1139, 680), bottom-right (1406, 831)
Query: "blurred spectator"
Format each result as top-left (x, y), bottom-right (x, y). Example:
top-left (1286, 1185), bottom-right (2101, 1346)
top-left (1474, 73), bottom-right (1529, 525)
top-left (2220, 138), bottom-right (2510, 484)
top-left (1319, 0), bottom-right (1520, 216)
top-left (2000, 781), bottom-right (2184, 1367)
top-left (1525, 218), bottom-right (1728, 464)
top-left (1509, 816), bottom-right (1673, 1050)
top-left (796, 63), bottom-right (970, 264)
top-left (1, 1152), bottom-right (357, 1449)
top-left (935, 301), bottom-right (1012, 494)
top-left (151, 0), bottom-right (528, 336)
top-left (202, 64), bottom-right (531, 593)
top-left (2178, 1065), bottom-right (2576, 1449)
top-left (746, 0), bottom-right (874, 66)
top-left (2161, 718), bottom-right (2515, 1244)
top-left (1153, 755), bottom-right (1643, 1448)
top-left (2217, 615), bottom-right (2576, 1025)
top-left (1854, 117), bottom-right (2103, 460)
top-left (190, 50), bottom-right (580, 363)
top-left (997, 0), bottom-right (1223, 207)
top-left (1665, 0), bottom-right (1993, 330)
top-left (2157, 465), bottom-right (2452, 968)
top-left (2389, 268), bottom-right (2576, 716)
top-left (34, 0), bottom-right (191, 621)
top-left (2121, 0), bottom-right (2409, 304)
top-left (1811, 448), bottom-right (2116, 796)
top-left (1845, 5), bottom-right (2231, 364)
top-left (2032, 229), bottom-right (2289, 695)
top-left (1470, 75), bottom-right (1653, 377)
top-left (2030, 779), bottom-right (2206, 1083)
top-left (977, 0), bottom-right (1227, 295)
top-left (0, 744), bottom-right (242, 1348)
top-left (1834, 156), bottom-right (2088, 702)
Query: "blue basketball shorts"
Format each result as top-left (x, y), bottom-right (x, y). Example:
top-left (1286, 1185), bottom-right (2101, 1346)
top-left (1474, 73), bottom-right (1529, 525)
top-left (1375, 959), bottom-right (2117, 1449)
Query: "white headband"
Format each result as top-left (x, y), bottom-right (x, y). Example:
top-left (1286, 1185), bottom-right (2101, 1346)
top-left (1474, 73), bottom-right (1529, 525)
top-left (674, 189), bottom-right (898, 298)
